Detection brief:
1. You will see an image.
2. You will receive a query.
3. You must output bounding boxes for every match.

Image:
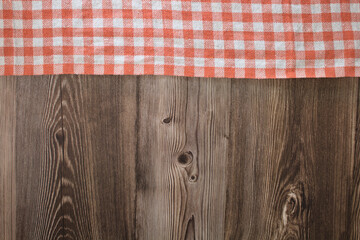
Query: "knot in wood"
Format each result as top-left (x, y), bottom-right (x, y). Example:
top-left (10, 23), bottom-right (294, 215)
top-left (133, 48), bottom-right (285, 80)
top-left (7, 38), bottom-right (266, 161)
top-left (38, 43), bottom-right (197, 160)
top-left (285, 192), bottom-right (298, 217)
top-left (162, 116), bottom-right (172, 124)
top-left (189, 175), bottom-right (198, 182)
top-left (177, 151), bottom-right (193, 166)
top-left (55, 130), bottom-right (64, 145)
top-left (282, 183), bottom-right (305, 226)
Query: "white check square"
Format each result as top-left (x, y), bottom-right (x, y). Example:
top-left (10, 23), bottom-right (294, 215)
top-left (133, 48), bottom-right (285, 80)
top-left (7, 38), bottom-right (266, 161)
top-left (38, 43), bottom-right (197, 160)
top-left (33, 38), bottom-right (43, 47)
top-left (191, 2), bottom-right (202, 12)
top-left (34, 56), bottom-right (44, 65)
top-left (32, 1), bottom-right (42, 10)
top-left (174, 38), bottom-right (184, 48)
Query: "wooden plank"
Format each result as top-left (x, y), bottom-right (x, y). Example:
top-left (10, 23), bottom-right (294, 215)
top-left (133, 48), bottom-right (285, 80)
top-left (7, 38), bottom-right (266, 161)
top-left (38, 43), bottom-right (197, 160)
top-left (1, 75), bottom-right (359, 239)
top-left (60, 75), bottom-right (137, 239)
top-left (0, 77), bottom-right (16, 240)
top-left (352, 78), bottom-right (360, 240)
top-left (225, 78), bottom-right (358, 240)
top-left (0, 76), bottom-right (63, 239)
top-left (135, 76), bottom-right (231, 239)
top-left (15, 76), bottom-right (63, 240)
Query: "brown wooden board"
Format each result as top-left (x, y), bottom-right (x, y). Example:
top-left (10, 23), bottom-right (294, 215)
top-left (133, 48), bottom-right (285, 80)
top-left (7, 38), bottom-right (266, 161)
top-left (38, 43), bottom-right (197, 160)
top-left (1, 76), bottom-right (63, 239)
top-left (226, 78), bottom-right (358, 240)
top-left (1, 76), bottom-right (359, 240)
top-left (60, 75), bottom-right (137, 239)
top-left (135, 76), bottom-right (231, 239)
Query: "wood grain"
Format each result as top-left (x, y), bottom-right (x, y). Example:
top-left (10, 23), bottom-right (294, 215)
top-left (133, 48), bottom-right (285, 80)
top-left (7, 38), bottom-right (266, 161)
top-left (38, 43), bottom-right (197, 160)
top-left (1, 76), bottom-right (360, 240)
top-left (0, 77), bottom-right (16, 240)
top-left (225, 78), bottom-right (359, 240)
top-left (135, 76), bottom-right (230, 239)
top-left (1, 76), bottom-right (63, 239)
top-left (60, 75), bottom-right (137, 239)
top-left (352, 79), bottom-right (360, 240)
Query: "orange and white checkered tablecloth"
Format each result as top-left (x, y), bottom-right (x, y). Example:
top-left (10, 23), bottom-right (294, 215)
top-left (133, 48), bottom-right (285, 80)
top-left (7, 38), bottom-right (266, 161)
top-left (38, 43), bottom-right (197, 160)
top-left (1, 0), bottom-right (359, 78)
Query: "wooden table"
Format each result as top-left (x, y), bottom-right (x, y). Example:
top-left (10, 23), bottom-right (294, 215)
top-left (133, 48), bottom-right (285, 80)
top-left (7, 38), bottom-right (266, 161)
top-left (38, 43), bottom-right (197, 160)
top-left (1, 76), bottom-right (359, 239)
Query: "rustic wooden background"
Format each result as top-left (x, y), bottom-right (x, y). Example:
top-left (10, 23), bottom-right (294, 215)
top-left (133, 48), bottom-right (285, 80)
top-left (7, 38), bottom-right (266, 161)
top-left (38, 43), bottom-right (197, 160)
top-left (1, 76), bottom-right (360, 240)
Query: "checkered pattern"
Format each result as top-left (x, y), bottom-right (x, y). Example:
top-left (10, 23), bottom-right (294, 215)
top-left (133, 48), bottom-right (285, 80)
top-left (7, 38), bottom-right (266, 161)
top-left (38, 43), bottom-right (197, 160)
top-left (0, 0), bottom-right (359, 78)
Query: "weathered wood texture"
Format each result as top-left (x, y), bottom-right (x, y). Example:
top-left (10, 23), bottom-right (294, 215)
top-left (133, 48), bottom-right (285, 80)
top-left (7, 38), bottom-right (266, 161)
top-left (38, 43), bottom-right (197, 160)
top-left (136, 76), bottom-right (230, 240)
top-left (226, 78), bottom-right (359, 240)
top-left (1, 76), bottom-right (63, 239)
top-left (0, 78), bottom-right (16, 240)
top-left (60, 75), bottom-right (137, 239)
top-left (1, 76), bottom-right (359, 240)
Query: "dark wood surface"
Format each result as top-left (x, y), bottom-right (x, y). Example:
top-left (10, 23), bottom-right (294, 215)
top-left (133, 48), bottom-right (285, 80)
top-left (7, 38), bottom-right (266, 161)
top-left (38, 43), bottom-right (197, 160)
top-left (1, 76), bottom-right (359, 240)
top-left (60, 75), bottom-right (137, 239)
top-left (1, 76), bottom-right (63, 239)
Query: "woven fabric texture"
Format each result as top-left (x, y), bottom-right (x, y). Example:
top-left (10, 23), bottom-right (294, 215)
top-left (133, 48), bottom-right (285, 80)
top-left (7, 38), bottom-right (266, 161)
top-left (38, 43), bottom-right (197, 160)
top-left (0, 0), bottom-right (359, 78)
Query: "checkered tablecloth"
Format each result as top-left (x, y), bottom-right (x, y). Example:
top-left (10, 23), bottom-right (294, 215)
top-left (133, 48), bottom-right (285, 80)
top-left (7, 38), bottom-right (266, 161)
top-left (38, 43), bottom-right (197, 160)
top-left (1, 0), bottom-right (359, 78)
